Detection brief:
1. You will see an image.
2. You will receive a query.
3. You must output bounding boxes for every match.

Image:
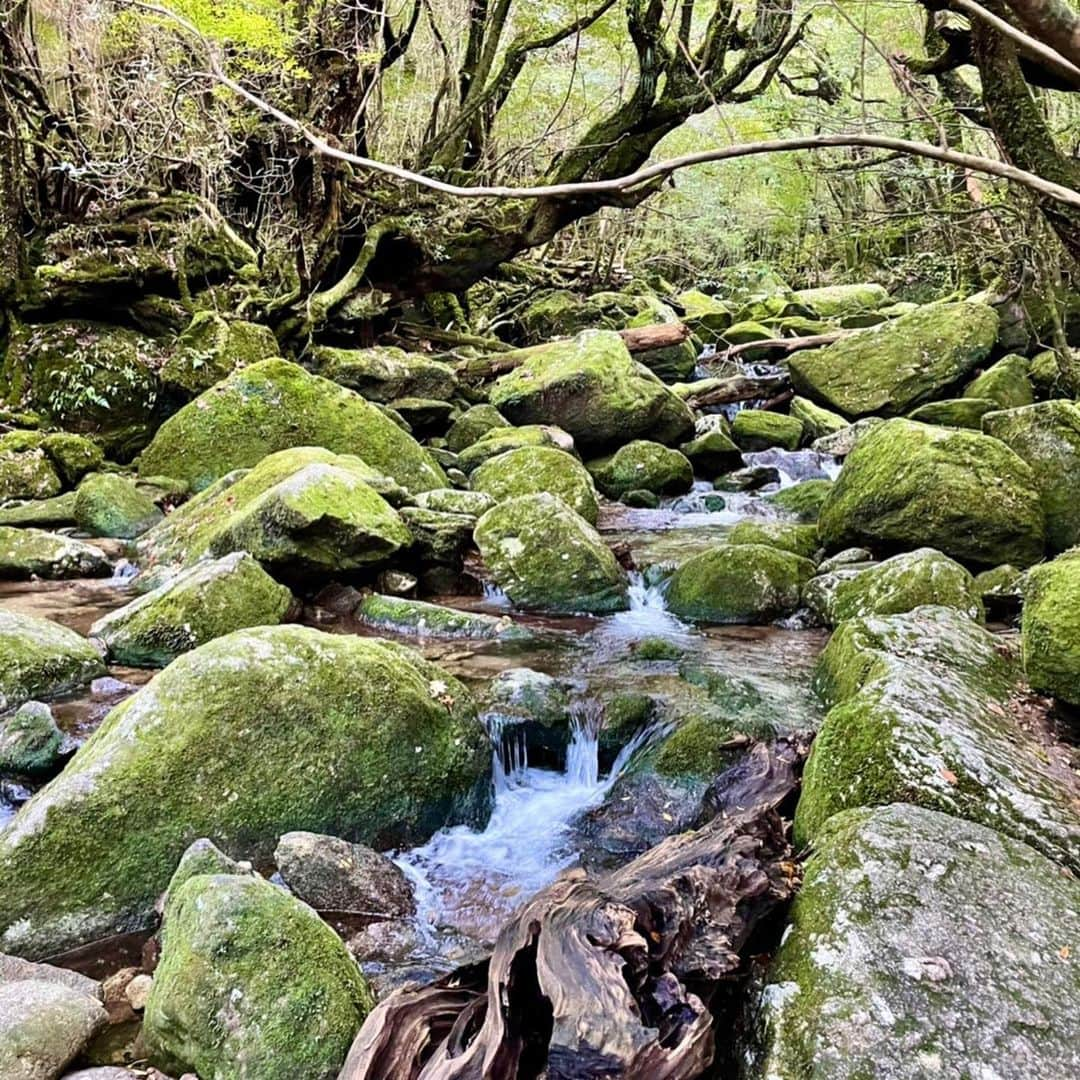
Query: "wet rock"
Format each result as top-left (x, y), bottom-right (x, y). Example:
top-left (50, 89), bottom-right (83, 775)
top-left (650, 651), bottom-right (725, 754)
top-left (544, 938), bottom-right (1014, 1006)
top-left (789, 395), bottom-right (848, 442)
top-left (622, 488), bottom-right (661, 508)
top-left (74, 473), bottom-right (163, 539)
top-left (982, 400), bottom-right (1080, 553)
top-left (803, 548), bottom-right (983, 627)
top-left (763, 479), bottom-right (834, 522)
top-left (789, 301), bottom-right (998, 417)
top-left (0, 436), bottom-right (62, 502)
top-left (713, 465), bottom-right (780, 492)
top-left (0, 979), bottom-right (108, 1080)
top-left (90, 552), bottom-right (294, 666)
top-left (797, 606), bottom-right (1080, 870)
top-left (160, 312), bottom-right (279, 398)
top-left (817, 547), bottom-right (873, 573)
top-left (274, 831), bottom-right (415, 916)
top-left (0, 611), bottom-right (105, 714)
top-left (399, 507), bottom-right (474, 566)
top-left (413, 488), bottom-right (495, 517)
top-left (586, 440), bottom-right (693, 499)
top-left (472, 446), bottom-right (599, 523)
top-left (446, 404), bottom-right (511, 454)
top-left (0, 525), bottom-right (111, 579)
top-left (964, 352), bottom-right (1033, 408)
top-left (1022, 549), bottom-right (1080, 706)
top-left (457, 423), bottom-right (575, 473)
top-left (355, 593), bottom-right (530, 642)
top-left (474, 493), bottom-right (629, 614)
top-left (489, 331), bottom-right (694, 452)
top-left (677, 429), bottom-right (742, 476)
top-left (791, 282), bottom-right (889, 317)
top-left (818, 419), bottom-right (1045, 568)
top-left (136, 358), bottom-right (445, 494)
top-left (731, 409), bottom-right (803, 452)
top-left (136, 446), bottom-right (411, 572)
top-left (974, 563), bottom-right (1026, 617)
top-left (164, 839), bottom-right (251, 902)
top-left (810, 416), bottom-right (884, 457)
top-left (143, 871), bottom-right (373, 1080)
top-left (666, 544), bottom-right (815, 624)
top-left (0, 491), bottom-right (78, 528)
top-left (480, 668), bottom-right (573, 757)
top-left (0, 626), bottom-right (490, 957)
top-left (0, 702), bottom-right (63, 776)
top-left (125, 973), bottom-right (153, 1011)
top-left (752, 804), bottom-right (1080, 1080)
top-left (728, 521), bottom-right (819, 560)
top-left (907, 396), bottom-right (998, 429)
top-left (633, 637), bottom-right (684, 661)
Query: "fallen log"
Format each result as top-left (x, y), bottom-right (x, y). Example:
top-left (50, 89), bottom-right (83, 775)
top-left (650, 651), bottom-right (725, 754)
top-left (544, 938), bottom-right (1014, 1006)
top-left (339, 737), bottom-right (808, 1080)
top-left (683, 374), bottom-right (789, 410)
top-left (456, 322), bottom-right (690, 380)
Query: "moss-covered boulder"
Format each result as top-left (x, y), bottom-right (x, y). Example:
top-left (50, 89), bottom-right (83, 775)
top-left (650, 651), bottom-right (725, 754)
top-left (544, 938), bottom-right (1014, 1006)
top-left (796, 606), bottom-right (1080, 869)
top-left (1021, 549), bottom-right (1080, 705)
top-left (471, 446), bottom-right (599, 523)
top-left (74, 473), bottom-right (163, 539)
top-left (0, 434), bottom-right (62, 502)
top-left (457, 424), bottom-right (575, 473)
top-left (356, 593), bottom-right (529, 642)
top-left (728, 520), bottom-right (819, 560)
top-left (788, 302), bottom-right (998, 418)
top-left (474, 493), bottom-right (628, 614)
top-left (789, 396), bottom-right (848, 442)
top-left (313, 345), bottom-right (457, 403)
top-left (90, 552), bottom-right (293, 667)
top-left (791, 282), bottom-right (889, 317)
top-left (0, 625), bottom-right (490, 957)
top-left (906, 396), bottom-right (998, 429)
top-left (0, 611), bottom-right (105, 714)
top-left (0, 526), bottom-right (111, 579)
top-left (731, 409), bottom-right (803, 451)
top-left (518, 289), bottom-right (674, 343)
top-left (413, 488), bottom-right (495, 516)
top-left (489, 331), bottom-right (694, 452)
top-left (677, 428), bottom-right (742, 476)
top-left (0, 491), bottom-right (77, 527)
top-left (0, 701), bottom-right (64, 775)
top-left (675, 289), bottom-right (733, 341)
top-left (764, 479), bottom-right (834, 522)
top-left (982, 401), bottom-right (1080, 553)
top-left (752, 803), bottom-right (1080, 1080)
top-left (803, 548), bottom-right (983, 627)
top-left (137, 359), bottom-right (445, 494)
top-left (41, 432), bottom-right (104, 488)
top-left (144, 871), bottom-right (372, 1080)
top-left (586, 440), bottom-right (693, 500)
top-left (3, 322), bottom-right (164, 459)
top-left (136, 447), bottom-right (411, 572)
top-left (633, 337), bottom-right (697, 383)
top-left (666, 544), bottom-right (815, 624)
top-left (964, 352), bottom-right (1033, 408)
top-left (399, 507), bottom-right (474, 567)
top-left (446, 404), bottom-right (511, 453)
top-left (160, 312), bottom-right (280, 399)
top-left (818, 419), bottom-right (1044, 568)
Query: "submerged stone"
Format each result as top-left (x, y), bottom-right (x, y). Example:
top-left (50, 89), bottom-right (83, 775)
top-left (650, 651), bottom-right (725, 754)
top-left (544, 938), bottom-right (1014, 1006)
top-left (0, 526), bottom-right (110, 579)
top-left (586, 440), bottom-right (693, 499)
top-left (0, 625), bottom-right (490, 957)
top-left (74, 472), bottom-right (163, 539)
top-left (753, 803), bottom-right (1080, 1080)
top-left (471, 446), bottom-right (599, 523)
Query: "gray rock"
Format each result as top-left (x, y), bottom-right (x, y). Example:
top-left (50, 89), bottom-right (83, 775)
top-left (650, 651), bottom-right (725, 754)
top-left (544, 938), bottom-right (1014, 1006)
top-left (0, 702), bottom-right (63, 775)
top-left (0, 526), bottom-right (111, 580)
top-left (752, 803), bottom-right (1080, 1080)
top-left (0, 953), bottom-right (102, 999)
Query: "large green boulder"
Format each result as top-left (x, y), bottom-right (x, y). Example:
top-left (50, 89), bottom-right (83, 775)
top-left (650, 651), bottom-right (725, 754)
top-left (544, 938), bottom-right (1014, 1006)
top-left (764, 479), bottom-right (834, 522)
top-left (818, 419), bottom-right (1044, 568)
top-left (457, 424), bottom-right (574, 473)
top-left (666, 544), bottom-right (815, 624)
top-left (160, 312), bottom-right (280, 398)
top-left (789, 396), bottom-right (848, 442)
top-left (489, 331), bottom-right (694, 452)
top-left (906, 396), bottom-right (999, 429)
top-left (471, 446), bottom-right (599, 523)
top-left (446, 404), bottom-right (511, 453)
top-left (728, 521), bottom-right (820, 560)
top-left (312, 344), bottom-right (457, 403)
top-left (586, 440), bottom-right (693, 499)
top-left (731, 409), bottom-right (803, 451)
top-left (0, 526), bottom-right (111, 579)
top-left (90, 552), bottom-right (293, 667)
top-left (678, 428), bottom-right (742, 476)
top-left (803, 548), bottom-right (983, 627)
top-left (796, 606), bottom-right (1080, 870)
top-left (3, 322), bottom-right (164, 459)
top-left (753, 803), bottom-right (1080, 1080)
top-left (964, 353), bottom-right (1033, 408)
top-left (136, 446), bottom-right (411, 572)
top-left (74, 472), bottom-right (163, 539)
top-left (788, 302), bottom-right (998, 418)
top-left (791, 282), bottom-right (889, 317)
top-left (0, 491), bottom-right (77, 528)
top-left (0, 626), bottom-right (490, 957)
top-left (982, 401), bottom-right (1080, 553)
top-left (474, 493), bottom-right (628, 614)
top-left (674, 289), bottom-right (733, 341)
top-left (0, 610), bottom-right (105, 714)
top-left (1022, 548), bottom-right (1080, 705)
top-left (144, 870), bottom-right (372, 1080)
top-left (136, 359), bottom-right (445, 494)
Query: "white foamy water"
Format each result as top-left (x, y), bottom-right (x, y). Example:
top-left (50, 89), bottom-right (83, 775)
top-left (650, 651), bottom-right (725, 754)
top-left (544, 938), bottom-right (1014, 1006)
top-left (396, 702), bottom-right (658, 943)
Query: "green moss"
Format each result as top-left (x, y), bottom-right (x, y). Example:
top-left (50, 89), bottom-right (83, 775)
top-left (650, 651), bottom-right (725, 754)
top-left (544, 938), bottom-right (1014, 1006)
top-left (161, 312), bottom-right (280, 398)
top-left (74, 472), bottom-right (163, 539)
top-left (764, 479), bottom-right (834, 522)
top-left (731, 409), bottom-right (804, 451)
top-left (0, 525), bottom-right (111, 579)
top-left (675, 289), bottom-right (734, 341)
top-left (653, 715), bottom-right (744, 779)
top-left (964, 353), bottom-right (1033, 408)
top-left (0, 702), bottom-right (63, 775)
top-left (728, 521), bottom-right (819, 559)
top-left (40, 433), bottom-right (103, 487)
top-left (474, 493), bottom-right (628, 614)
top-left (907, 397), bottom-right (998, 429)
top-left (1021, 549), bottom-right (1080, 705)
top-left (90, 552), bottom-right (293, 667)
top-left (312, 344), bottom-right (457, 403)
top-left (446, 404), bottom-right (511, 453)
top-left (399, 507), bottom-right (474, 565)
top-left (586, 441), bottom-right (693, 500)
top-left (792, 283), bottom-right (890, 317)
top-left (790, 396), bottom-right (848, 442)
top-left (666, 543), bottom-right (815, 624)
top-left (677, 429), bottom-right (743, 476)
top-left (0, 492), bottom-right (78, 527)
top-left (356, 593), bottom-right (530, 641)
top-left (0, 625), bottom-right (491, 958)
top-left (0, 434), bottom-right (62, 502)
top-left (634, 637), bottom-right (684, 661)
top-left (472, 446), bottom-right (599, 522)
top-left (137, 359), bottom-right (446, 494)
top-left (144, 872), bottom-right (372, 1080)
top-left (818, 419), bottom-right (1045, 568)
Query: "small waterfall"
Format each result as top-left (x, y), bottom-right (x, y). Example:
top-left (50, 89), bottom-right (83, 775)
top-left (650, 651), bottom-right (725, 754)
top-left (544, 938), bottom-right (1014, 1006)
top-left (481, 581), bottom-right (511, 608)
top-left (565, 699), bottom-right (604, 787)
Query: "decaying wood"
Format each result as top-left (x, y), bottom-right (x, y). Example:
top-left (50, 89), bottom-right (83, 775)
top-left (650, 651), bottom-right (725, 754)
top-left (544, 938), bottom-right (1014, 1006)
top-left (711, 330), bottom-right (848, 365)
top-left (340, 737), bottom-right (809, 1080)
top-left (456, 322), bottom-right (690, 380)
top-left (683, 374), bottom-right (790, 409)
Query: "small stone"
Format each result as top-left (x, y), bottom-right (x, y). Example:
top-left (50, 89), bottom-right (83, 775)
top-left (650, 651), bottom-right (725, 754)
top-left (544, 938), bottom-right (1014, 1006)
top-left (125, 972), bottom-right (153, 1010)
